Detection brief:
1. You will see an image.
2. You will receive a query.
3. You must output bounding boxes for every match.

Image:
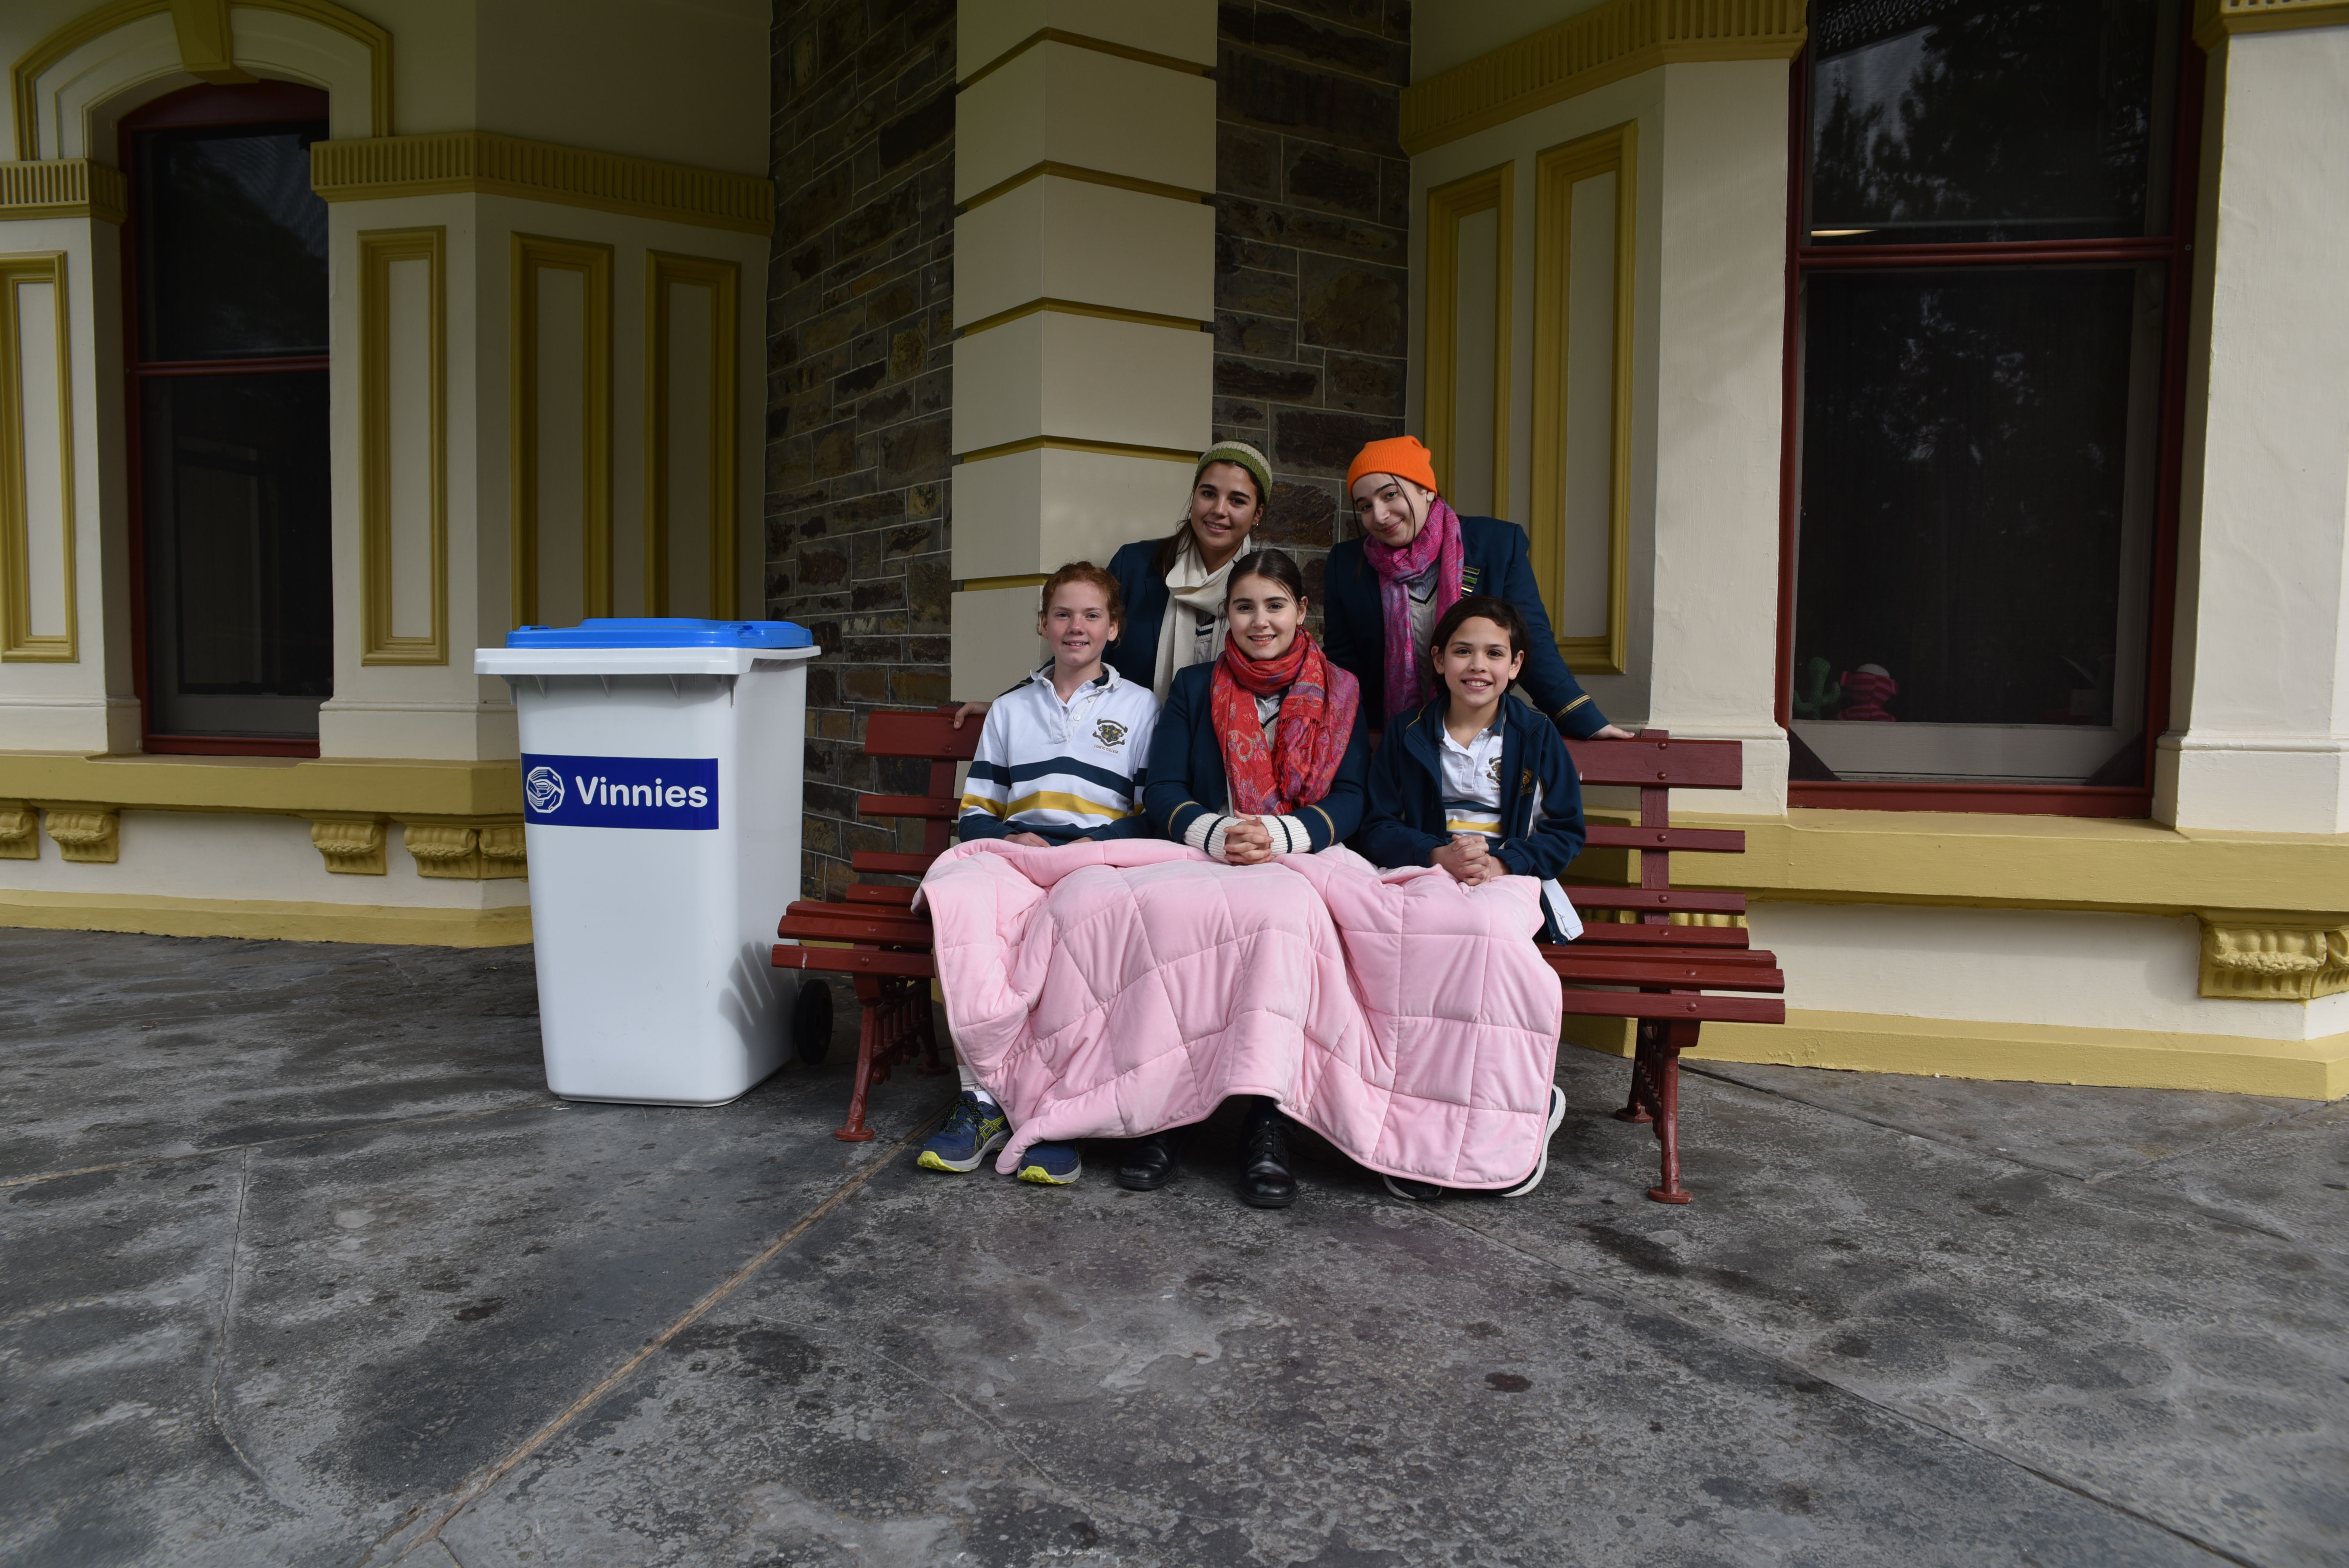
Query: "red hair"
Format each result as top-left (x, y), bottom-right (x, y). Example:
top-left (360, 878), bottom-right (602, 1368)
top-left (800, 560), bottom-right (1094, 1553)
top-left (1038, 561), bottom-right (1124, 627)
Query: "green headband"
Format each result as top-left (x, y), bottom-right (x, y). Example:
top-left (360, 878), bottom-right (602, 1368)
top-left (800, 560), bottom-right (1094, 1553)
top-left (1194, 440), bottom-right (1273, 506)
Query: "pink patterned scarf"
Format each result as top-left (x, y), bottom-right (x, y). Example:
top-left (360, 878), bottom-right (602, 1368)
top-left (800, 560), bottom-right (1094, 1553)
top-left (1363, 494), bottom-right (1465, 718)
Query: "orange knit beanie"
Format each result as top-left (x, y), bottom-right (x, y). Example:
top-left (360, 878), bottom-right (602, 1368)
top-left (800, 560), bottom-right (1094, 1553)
top-left (1346, 435), bottom-right (1439, 496)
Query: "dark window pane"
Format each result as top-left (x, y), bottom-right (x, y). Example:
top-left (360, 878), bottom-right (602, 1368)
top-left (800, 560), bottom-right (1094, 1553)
top-left (1807, 0), bottom-right (2180, 244)
top-left (136, 121), bottom-right (329, 360)
top-left (142, 372), bottom-right (332, 737)
top-left (1793, 267), bottom-right (2161, 782)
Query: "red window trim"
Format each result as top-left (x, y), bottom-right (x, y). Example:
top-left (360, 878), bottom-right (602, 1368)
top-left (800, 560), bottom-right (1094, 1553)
top-left (121, 81), bottom-right (331, 759)
top-left (1773, 32), bottom-right (2205, 819)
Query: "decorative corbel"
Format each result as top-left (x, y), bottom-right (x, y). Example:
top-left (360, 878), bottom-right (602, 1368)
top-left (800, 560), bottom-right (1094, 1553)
top-left (0, 802), bottom-right (36, 859)
top-left (404, 822), bottom-right (483, 879)
top-left (2199, 915), bottom-right (2349, 1001)
top-left (478, 824), bottom-right (528, 879)
top-left (310, 818), bottom-right (387, 875)
top-left (44, 808), bottom-right (118, 863)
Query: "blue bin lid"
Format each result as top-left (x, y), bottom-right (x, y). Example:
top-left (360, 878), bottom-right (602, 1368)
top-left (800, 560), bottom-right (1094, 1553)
top-left (504, 617), bottom-right (814, 649)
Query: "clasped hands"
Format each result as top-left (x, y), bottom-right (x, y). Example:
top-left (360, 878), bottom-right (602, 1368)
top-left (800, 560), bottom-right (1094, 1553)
top-left (1431, 832), bottom-right (1507, 886)
top-left (1219, 816), bottom-right (1279, 866)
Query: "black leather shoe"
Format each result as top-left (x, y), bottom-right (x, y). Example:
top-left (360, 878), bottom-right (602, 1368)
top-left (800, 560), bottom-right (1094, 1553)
top-left (1116, 1134), bottom-right (1176, 1191)
top-left (1239, 1113), bottom-right (1297, 1208)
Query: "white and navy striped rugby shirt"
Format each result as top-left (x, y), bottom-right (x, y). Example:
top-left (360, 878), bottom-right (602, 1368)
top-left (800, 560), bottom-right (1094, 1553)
top-left (957, 663), bottom-right (1160, 843)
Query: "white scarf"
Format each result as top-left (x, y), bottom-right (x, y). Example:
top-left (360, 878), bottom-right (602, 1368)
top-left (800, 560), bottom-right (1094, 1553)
top-left (1152, 539), bottom-right (1234, 701)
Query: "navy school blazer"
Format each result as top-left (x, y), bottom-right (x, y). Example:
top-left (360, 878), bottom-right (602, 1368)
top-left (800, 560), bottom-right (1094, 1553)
top-left (1142, 662), bottom-right (1373, 850)
top-left (1353, 692), bottom-right (1588, 882)
top-left (1322, 515), bottom-right (1611, 739)
top-left (1105, 538), bottom-right (1176, 691)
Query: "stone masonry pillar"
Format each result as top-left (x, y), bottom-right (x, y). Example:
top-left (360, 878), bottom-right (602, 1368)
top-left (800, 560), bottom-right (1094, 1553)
top-left (2158, 25), bottom-right (2349, 833)
top-left (948, 1), bottom-right (1218, 699)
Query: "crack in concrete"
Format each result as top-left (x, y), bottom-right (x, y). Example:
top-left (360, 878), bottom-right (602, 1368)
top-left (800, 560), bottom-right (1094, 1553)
top-left (0, 1099), bottom-right (570, 1191)
top-left (1417, 1201), bottom-right (2258, 1567)
top-left (207, 1146), bottom-right (303, 1520)
top-left (360, 1103), bottom-right (954, 1568)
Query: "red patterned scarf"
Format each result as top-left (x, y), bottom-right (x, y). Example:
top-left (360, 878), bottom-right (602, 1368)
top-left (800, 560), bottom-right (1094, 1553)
top-left (1362, 494), bottom-right (1465, 718)
top-left (1210, 631), bottom-right (1360, 817)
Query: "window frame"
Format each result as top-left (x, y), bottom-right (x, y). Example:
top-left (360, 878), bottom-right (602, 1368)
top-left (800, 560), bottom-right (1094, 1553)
top-left (120, 80), bottom-right (333, 758)
top-left (1772, 21), bottom-right (2205, 817)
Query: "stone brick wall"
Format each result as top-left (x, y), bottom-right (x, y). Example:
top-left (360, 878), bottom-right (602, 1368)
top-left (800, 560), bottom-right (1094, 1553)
top-left (766, 0), bottom-right (957, 899)
top-left (1212, 1), bottom-right (1413, 615)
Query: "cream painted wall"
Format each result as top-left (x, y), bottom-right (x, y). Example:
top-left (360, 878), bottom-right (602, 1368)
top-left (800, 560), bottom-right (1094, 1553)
top-left (1410, 0), bottom-right (1609, 82)
top-left (1408, 61), bottom-right (1791, 813)
top-left (958, 0), bottom-right (1216, 78)
top-left (1747, 901), bottom-right (2349, 1043)
top-left (318, 191), bottom-right (768, 762)
top-left (2160, 29), bottom-right (2349, 835)
top-left (2, 809), bottom-right (529, 909)
top-left (0, 214), bottom-right (137, 754)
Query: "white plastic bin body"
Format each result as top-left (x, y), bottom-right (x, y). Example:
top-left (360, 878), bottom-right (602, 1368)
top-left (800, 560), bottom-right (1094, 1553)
top-left (474, 643), bottom-right (818, 1105)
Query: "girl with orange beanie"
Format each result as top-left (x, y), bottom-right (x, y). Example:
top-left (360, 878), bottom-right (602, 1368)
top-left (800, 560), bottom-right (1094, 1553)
top-left (1324, 436), bottom-right (1633, 741)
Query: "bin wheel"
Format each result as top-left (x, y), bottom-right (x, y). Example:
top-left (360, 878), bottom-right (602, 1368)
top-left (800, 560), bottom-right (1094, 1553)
top-left (791, 979), bottom-right (833, 1066)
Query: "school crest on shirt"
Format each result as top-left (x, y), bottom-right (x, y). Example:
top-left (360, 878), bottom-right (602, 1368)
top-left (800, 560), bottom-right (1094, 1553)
top-left (1094, 719), bottom-right (1129, 749)
top-left (1486, 754), bottom-right (1504, 787)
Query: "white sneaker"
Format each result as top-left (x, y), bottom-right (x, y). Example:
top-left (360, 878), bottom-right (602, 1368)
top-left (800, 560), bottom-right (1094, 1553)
top-left (1501, 1084), bottom-right (1568, 1198)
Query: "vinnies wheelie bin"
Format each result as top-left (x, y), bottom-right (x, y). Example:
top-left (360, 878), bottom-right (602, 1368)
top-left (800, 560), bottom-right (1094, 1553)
top-left (476, 618), bottom-right (818, 1105)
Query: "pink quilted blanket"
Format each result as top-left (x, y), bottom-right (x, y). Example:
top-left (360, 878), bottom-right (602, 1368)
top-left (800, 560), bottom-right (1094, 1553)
top-left (916, 840), bottom-right (1565, 1188)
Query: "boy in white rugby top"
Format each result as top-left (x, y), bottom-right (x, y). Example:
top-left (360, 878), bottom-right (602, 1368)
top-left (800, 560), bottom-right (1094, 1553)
top-left (923, 562), bottom-right (1158, 1187)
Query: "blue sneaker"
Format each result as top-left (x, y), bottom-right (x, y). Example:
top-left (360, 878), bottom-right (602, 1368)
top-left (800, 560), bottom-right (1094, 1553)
top-left (918, 1092), bottom-right (1009, 1173)
top-left (1015, 1141), bottom-right (1082, 1186)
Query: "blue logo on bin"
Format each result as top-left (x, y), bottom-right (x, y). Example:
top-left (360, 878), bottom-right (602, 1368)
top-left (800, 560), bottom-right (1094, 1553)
top-left (520, 754), bottom-right (719, 830)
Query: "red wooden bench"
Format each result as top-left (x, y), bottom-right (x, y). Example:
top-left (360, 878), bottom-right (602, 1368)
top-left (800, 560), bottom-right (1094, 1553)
top-left (770, 708), bottom-right (974, 1141)
top-left (1547, 731), bottom-right (1785, 1204)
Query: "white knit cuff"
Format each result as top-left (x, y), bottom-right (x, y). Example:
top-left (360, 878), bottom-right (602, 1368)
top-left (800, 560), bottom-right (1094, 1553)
top-left (1269, 814), bottom-right (1311, 855)
top-left (1183, 813), bottom-right (1231, 859)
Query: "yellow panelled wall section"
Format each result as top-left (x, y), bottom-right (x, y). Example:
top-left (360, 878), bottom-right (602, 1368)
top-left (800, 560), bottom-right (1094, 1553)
top-left (643, 251), bottom-right (739, 619)
top-left (509, 233), bottom-right (615, 628)
top-left (1422, 164), bottom-right (1511, 519)
top-left (0, 250), bottom-right (73, 661)
top-left (1529, 121), bottom-right (1634, 675)
top-left (357, 225), bottom-right (446, 665)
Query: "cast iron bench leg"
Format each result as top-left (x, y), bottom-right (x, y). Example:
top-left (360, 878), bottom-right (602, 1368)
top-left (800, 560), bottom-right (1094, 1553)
top-left (833, 975), bottom-right (886, 1142)
top-left (1646, 1020), bottom-right (1696, 1204)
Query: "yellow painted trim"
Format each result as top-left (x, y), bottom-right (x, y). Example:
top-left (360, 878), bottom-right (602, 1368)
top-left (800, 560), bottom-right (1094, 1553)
top-left (1576, 805), bottom-right (2349, 919)
top-left (0, 252), bottom-right (76, 663)
top-left (2194, 0), bottom-right (2349, 47)
top-left (358, 226), bottom-right (447, 665)
top-left (1566, 1008), bottom-right (2349, 1101)
top-left (1424, 164), bottom-right (1513, 521)
top-left (958, 296), bottom-right (1208, 339)
top-left (955, 435), bottom-right (1199, 466)
top-left (958, 573), bottom-right (1051, 593)
top-left (510, 233), bottom-right (614, 626)
top-left (45, 806), bottom-right (116, 862)
top-left (11, 0), bottom-right (390, 159)
top-left (961, 27), bottom-right (1210, 89)
top-left (2200, 917), bottom-right (2349, 1000)
top-left (0, 160), bottom-right (127, 223)
top-left (0, 753), bottom-right (523, 816)
top-left (958, 161), bottom-right (1207, 214)
top-left (169, 0), bottom-right (251, 83)
top-left (644, 251), bottom-right (740, 617)
top-left (1529, 123), bottom-right (1634, 675)
top-left (1400, 0), bottom-right (1805, 155)
top-left (311, 134), bottom-right (772, 235)
top-left (0, 887), bottom-right (531, 946)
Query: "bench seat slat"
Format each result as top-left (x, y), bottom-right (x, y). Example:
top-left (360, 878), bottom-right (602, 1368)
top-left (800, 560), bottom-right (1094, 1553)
top-left (1556, 991), bottom-right (1786, 1025)
top-left (772, 945), bottom-right (938, 978)
top-left (844, 885), bottom-right (920, 907)
top-left (858, 794), bottom-right (957, 820)
top-left (849, 850), bottom-right (938, 876)
top-left (1545, 959), bottom-right (1785, 993)
top-left (1568, 922), bottom-right (1752, 950)
top-left (1583, 825), bottom-right (1746, 853)
top-left (1563, 736), bottom-right (1743, 789)
top-left (1563, 888), bottom-right (1748, 916)
top-left (777, 917), bottom-right (932, 946)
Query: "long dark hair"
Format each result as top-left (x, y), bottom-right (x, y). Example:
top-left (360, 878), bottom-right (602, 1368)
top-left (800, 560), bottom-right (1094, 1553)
top-left (1222, 547), bottom-right (1308, 606)
top-left (1151, 462), bottom-right (1265, 577)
